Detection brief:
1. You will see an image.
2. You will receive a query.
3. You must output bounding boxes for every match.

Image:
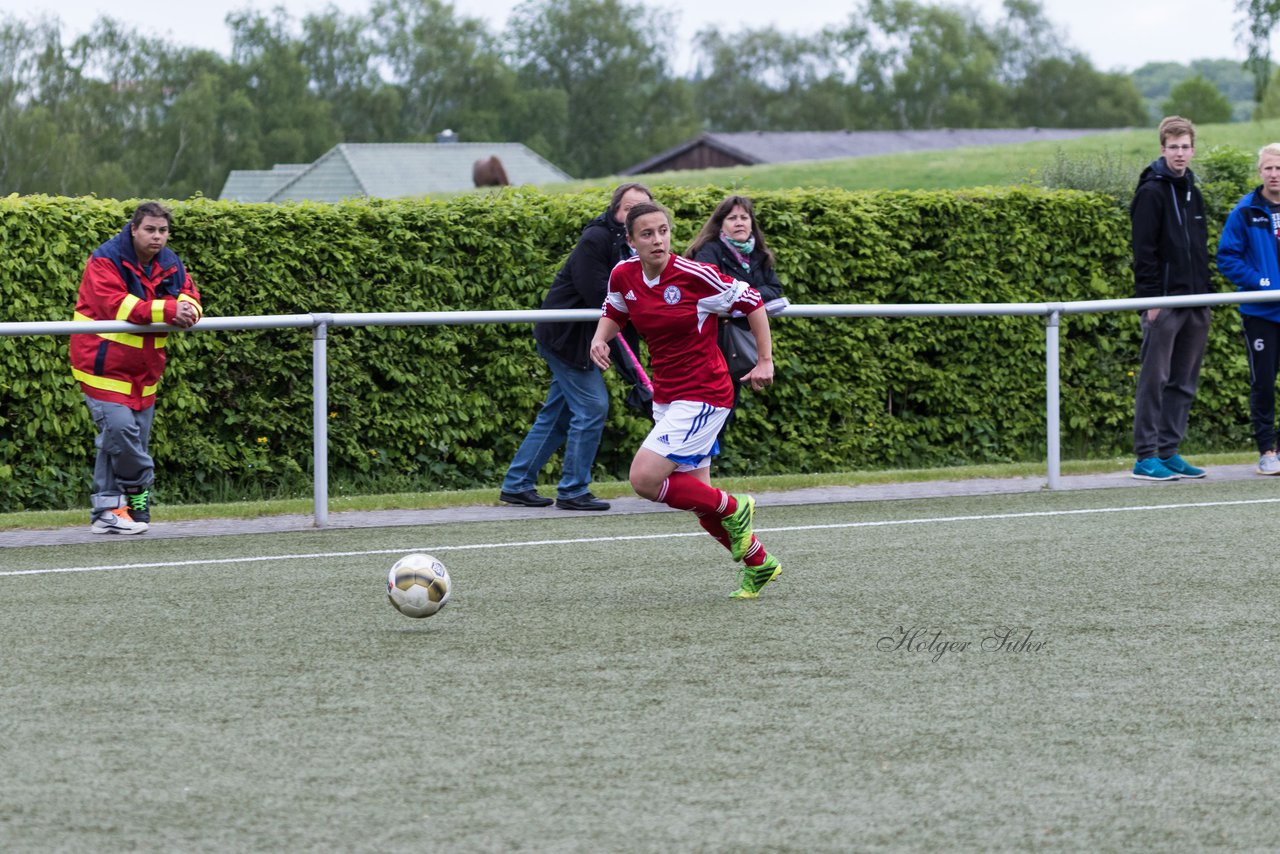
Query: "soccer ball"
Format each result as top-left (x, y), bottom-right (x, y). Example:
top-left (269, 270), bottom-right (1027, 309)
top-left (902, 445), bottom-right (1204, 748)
top-left (386, 553), bottom-right (452, 618)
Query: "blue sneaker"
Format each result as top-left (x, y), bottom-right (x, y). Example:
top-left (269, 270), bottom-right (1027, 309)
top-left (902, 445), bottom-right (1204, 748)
top-left (1132, 457), bottom-right (1179, 481)
top-left (1258, 453), bottom-right (1280, 476)
top-left (1159, 453), bottom-right (1205, 478)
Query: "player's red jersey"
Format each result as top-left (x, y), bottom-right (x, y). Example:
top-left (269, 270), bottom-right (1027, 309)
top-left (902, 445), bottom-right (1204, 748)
top-left (603, 254), bottom-right (763, 407)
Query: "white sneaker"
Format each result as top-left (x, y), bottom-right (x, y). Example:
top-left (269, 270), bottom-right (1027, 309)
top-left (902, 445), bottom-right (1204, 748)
top-left (1257, 453), bottom-right (1280, 476)
top-left (90, 507), bottom-right (149, 535)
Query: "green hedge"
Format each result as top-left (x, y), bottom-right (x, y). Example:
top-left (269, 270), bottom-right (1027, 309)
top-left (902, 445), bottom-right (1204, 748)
top-left (0, 184), bottom-right (1256, 510)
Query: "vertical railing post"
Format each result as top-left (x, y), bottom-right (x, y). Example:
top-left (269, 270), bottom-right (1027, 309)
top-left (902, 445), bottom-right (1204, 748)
top-left (1045, 307), bottom-right (1062, 490)
top-left (312, 315), bottom-right (332, 527)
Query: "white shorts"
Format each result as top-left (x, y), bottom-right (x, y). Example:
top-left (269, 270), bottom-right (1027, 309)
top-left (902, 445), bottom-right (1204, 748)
top-left (641, 401), bottom-right (730, 472)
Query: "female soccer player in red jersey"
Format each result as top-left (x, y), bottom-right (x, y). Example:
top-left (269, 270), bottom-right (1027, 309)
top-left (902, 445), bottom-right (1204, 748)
top-left (588, 202), bottom-right (782, 598)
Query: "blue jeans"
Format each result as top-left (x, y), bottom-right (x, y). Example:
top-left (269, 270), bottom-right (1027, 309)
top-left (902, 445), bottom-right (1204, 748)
top-left (502, 343), bottom-right (609, 500)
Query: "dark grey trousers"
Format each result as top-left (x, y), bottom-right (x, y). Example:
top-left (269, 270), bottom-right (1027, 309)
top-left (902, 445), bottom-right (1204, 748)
top-left (1132, 306), bottom-right (1211, 459)
top-left (84, 395), bottom-right (155, 516)
top-left (1242, 314), bottom-right (1280, 453)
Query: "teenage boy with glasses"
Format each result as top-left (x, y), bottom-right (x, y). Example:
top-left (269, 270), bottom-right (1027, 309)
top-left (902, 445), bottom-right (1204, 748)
top-left (1128, 116), bottom-right (1213, 481)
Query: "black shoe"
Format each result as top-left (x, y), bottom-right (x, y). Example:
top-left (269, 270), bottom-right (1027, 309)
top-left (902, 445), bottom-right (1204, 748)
top-left (125, 487), bottom-right (151, 524)
top-left (555, 493), bottom-right (610, 511)
top-left (499, 489), bottom-right (553, 507)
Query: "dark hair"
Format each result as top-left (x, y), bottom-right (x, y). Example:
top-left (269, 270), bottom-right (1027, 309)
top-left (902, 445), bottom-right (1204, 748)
top-left (684, 194), bottom-right (775, 270)
top-left (607, 182), bottom-right (652, 219)
top-left (131, 201), bottom-right (173, 228)
top-left (625, 201), bottom-right (672, 237)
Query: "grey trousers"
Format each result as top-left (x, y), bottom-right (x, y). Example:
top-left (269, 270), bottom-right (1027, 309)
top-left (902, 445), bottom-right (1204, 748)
top-left (84, 395), bottom-right (155, 516)
top-left (1132, 306), bottom-right (1211, 459)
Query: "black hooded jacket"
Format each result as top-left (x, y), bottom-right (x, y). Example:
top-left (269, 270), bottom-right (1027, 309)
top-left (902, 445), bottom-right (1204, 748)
top-left (1129, 157), bottom-right (1212, 299)
top-left (533, 208), bottom-right (641, 370)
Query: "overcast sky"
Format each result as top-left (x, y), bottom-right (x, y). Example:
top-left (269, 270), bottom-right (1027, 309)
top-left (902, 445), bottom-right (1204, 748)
top-left (0, 0), bottom-right (1251, 74)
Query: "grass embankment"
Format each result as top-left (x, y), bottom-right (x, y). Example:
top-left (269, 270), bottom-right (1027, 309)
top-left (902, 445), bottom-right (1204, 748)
top-left (542, 119), bottom-right (1280, 193)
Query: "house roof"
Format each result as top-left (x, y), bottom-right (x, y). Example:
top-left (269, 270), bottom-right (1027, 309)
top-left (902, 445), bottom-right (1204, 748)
top-left (219, 142), bottom-right (573, 203)
top-left (218, 163), bottom-right (308, 202)
top-left (624, 128), bottom-right (1111, 174)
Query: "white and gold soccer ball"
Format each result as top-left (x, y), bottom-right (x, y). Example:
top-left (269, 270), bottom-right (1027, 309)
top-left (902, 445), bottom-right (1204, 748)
top-left (387, 553), bottom-right (452, 618)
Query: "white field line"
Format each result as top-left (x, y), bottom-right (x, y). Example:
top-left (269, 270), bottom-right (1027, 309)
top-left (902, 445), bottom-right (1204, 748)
top-left (5, 496), bottom-right (1280, 578)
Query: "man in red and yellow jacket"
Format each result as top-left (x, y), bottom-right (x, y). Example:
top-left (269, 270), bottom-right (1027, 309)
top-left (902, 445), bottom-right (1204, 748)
top-left (70, 202), bottom-right (203, 534)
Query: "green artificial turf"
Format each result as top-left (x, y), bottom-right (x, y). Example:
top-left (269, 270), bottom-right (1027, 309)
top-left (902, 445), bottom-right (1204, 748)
top-left (3, 482), bottom-right (1279, 850)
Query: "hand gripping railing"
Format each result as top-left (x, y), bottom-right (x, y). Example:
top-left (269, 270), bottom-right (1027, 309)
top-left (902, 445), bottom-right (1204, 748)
top-left (7, 290), bottom-right (1280, 526)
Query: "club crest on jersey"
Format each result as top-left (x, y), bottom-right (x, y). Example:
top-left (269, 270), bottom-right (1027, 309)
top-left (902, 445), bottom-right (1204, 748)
top-left (663, 285), bottom-right (681, 305)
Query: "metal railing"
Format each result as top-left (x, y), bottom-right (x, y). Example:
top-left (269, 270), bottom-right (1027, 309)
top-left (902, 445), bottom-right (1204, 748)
top-left (7, 289), bottom-right (1280, 526)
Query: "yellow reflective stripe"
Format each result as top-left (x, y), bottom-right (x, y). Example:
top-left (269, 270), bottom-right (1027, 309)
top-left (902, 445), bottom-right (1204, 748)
top-left (178, 294), bottom-right (202, 319)
top-left (71, 311), bottom-right (163, 348)
top-left (151, 301), bottom-right (166, 324)
top-left (71, 369), bottom-right (160, 397)
top-left (116, 295), bottom-right (142, 321)
top-left (99, 332), bottom-right (145, 347)
top-left (94, 330), bottom-right (148, 348)
top-left (72, 368), bottom-right (131, 395)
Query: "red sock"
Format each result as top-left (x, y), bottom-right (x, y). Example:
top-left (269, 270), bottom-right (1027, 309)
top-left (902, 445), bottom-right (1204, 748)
top-left (657, 472), bottom-right (730, 515)
top-left (694, 510), bottom-right (733, 552)
top-left (743, 539), bottom-right (766, 566)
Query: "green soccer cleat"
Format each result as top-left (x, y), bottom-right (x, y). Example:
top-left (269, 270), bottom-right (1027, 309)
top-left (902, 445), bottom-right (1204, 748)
top-left (721, 493), bottom-right (756, 562)
top-left (729, 554), bottom-right (781, 599)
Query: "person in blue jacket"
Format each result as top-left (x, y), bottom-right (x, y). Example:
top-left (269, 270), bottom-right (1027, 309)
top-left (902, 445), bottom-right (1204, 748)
top-left (1217, 142), bottom-right (1280, 475)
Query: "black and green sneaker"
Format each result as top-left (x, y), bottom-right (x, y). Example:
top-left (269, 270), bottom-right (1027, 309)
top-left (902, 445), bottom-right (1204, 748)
top-left (730, 554), bottom-right (782, 599)
top-left (125, 488), bottom-right (151, 524)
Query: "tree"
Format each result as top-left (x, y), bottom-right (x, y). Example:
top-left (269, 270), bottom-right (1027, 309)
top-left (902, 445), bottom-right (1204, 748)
top-left (370, 0), bottom-right (510, 140)
top-left (1236, 0), bottom-right (1280, 103)
top-left (153, 50), bottom-right (260, 197)
top-left (1011, 57), bottom-right (1148, 128)
top-left (507, 0), bottom-right (695, 178)
top-left (0, 15), bottom-right (67, 194)
top-left (856, 0), bottom-right (1009, 129)
top-left (1190, 59), bottom-right (1255, 103)
top-left (1255, 66), bottom-right (1280, 118)
top-left (1133, 60), bottom-right (1253, 123)
top-left (1161, 75), bottom-right (1233, 125)
top-left (1132, 62), bottom-right (1191, 101)
top-left (2, 12), bottom-right (278, 197)
top-left (227, 9), bottom-right (340, 167)
top-left (691, 26), bottom-right (867, 132)
top-left (300, 7), bottom-right (402, 143)
top-left (991, 0), bottom-right (1073, 84)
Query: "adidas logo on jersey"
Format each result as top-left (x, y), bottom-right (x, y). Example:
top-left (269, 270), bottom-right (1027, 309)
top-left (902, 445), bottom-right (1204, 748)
top-left (624, 289), bottom-right (637, 301)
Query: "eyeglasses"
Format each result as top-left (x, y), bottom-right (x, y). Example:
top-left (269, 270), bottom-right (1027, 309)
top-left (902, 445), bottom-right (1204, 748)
top-left (1163, 144), bottom-right (1194, 151)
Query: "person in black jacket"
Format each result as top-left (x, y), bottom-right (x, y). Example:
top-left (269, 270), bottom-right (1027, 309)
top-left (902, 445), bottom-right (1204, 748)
top-left (1129, 116), bottom-right (1212, 482)
top-left (499, 182), bottom-right (653, 511)
top-left (686, 194), bottom-right (788, 443)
